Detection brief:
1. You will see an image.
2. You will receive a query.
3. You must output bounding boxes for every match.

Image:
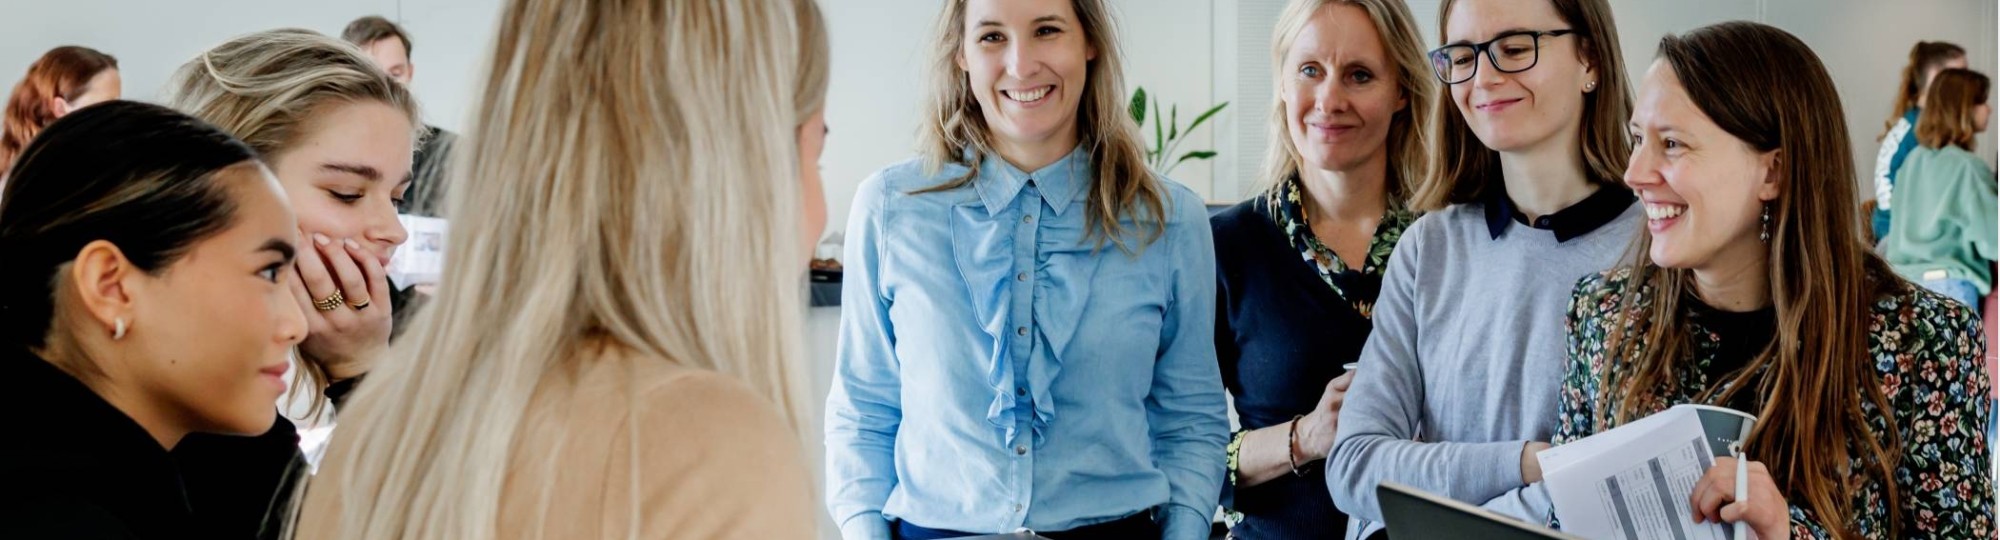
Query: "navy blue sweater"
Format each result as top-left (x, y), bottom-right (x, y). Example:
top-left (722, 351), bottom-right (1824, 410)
top-left (1212, 198), bottom-right (1371, 539)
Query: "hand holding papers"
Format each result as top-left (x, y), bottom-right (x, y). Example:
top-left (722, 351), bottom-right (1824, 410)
top-left (1537, 405), bottom-right (1756, 540)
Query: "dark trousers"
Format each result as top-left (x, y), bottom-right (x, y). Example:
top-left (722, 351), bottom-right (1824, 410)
top-left (893, 511), bottom-right (1161, 540)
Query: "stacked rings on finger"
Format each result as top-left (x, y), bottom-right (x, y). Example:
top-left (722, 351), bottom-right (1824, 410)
top-left (314, 290), bottom-right (347, 312)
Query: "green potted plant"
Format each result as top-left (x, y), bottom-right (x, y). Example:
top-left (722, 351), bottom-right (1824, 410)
top-left (1128, 86), bottom-right (1228, 176)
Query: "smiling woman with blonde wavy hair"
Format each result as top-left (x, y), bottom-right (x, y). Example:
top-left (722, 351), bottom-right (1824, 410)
top-left (292, 0), bottom-right (832, 538)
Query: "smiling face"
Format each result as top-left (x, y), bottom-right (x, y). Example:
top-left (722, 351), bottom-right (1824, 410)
top-left (1442, 0), bottom-right (1594, 154)
top-left (1625, 59), bottom-right (1778, 271)
top-left (1284, 3), bottom-right (1407, 175)
top-left (122, 164), bottom-right (308, 437)
top-left (956, 0), bottom-right (1096, 159)
top-left (266, 100), bottom-right (413, 266)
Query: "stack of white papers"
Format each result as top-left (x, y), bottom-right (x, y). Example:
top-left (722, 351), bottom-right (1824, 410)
top-left (1537, 404), bottom-right (1755, 540)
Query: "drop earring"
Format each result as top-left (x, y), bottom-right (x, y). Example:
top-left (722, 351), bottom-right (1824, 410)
top-left (1759, 203), bottom-right (1772, 243)
top-left (113, 317), bottom-right (126, 341)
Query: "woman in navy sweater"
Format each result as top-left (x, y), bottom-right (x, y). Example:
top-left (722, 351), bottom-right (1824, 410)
top-left (1210, 0), bottom-right (1434, 537)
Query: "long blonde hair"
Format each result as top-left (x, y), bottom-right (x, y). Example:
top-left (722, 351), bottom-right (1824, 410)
top-left (304, 0), bottom-right (826, 537)
top-left (164, 28), bottom-right (420, 412)
top-left (1410, 0), bottom-right (1630, 212)
top-left (916, 0), bottom-right (1166, 251)
top-left (1259, 0), bottom-right (1435, 205)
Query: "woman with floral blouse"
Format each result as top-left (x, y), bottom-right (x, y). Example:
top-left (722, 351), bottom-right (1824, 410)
top-left (1557, 21), bottom-right (1991, 539)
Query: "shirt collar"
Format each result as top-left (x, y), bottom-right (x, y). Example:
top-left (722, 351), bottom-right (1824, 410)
top-left (1483, 183), bottom-right (1636, 242)
top-left (973, 145), bottom-right (1092, 217)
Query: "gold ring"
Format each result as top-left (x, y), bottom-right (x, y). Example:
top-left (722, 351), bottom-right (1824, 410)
top-left (348, 298), bottom-right (372, 310)
top-left (313, 290), bottom-right (346, 312)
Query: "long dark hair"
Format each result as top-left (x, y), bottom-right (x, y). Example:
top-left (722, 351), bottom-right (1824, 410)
top-left (1603, 22), bottom-right (1901, 539)
top-left (0, 100), bottom-right (259, 370)
top-left (1, 46), bottom-right (118, 173)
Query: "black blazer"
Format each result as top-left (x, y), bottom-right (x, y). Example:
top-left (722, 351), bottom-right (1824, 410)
top-left (1213, 198), bottom-right (1373, 539)
top-left (0, 348), bottom-right (202, 539)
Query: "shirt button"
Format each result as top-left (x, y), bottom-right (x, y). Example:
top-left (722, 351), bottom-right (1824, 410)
top-left (1016, 326), bottom-right (1028, 336)
top-left (1022, 215), bottom-right (1034, 223)
top-left (1016, 387), bottom-right (1027, 397)
top-left (1015, 445), bottom-right (1028, 455)
top-left (1013, 503), bottom-right (1024, 512)
top-left (1016, 272), bottom-right (1028, 282)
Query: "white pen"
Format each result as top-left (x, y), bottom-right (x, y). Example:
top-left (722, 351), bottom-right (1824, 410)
top-left (1731, 442), bottom-right (1749, 540)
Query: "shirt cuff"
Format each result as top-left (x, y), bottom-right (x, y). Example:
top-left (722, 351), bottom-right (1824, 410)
top-left (838, 511), bottom-right (890, 540)
top-left (1159, 505), bottom-right (1214, 540)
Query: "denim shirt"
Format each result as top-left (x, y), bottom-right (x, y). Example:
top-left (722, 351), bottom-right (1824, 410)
top-left (824, 147), bottom-right (1227, 540)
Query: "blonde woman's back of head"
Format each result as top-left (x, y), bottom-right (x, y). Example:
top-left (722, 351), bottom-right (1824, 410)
top-left (304, 0), bottom-right (823, 538)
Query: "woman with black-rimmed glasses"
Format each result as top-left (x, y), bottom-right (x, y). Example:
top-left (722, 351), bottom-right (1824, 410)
top-left (1322, 0), bottom-right (1640, 538)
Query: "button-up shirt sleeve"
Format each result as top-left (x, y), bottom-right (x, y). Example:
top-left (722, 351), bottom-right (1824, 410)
top-left (1149, 190), bottom-right (1230, 540)
top-left (825, 173), bottom-right (900, 540)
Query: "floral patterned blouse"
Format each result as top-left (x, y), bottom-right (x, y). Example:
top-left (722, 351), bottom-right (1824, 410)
top-left (1267, 176), bottom-right (1412, 319)
top-left (1555, 268), bottom-right (1994, 539)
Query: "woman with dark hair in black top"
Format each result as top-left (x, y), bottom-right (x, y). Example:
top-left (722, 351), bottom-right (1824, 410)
top-left (0, 100), bottom-right (308, 539)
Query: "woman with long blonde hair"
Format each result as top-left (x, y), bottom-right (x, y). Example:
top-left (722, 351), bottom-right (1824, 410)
top-left (293, 0), bottom-right (828, 537)
top-left (162, 29), bottom-right (420, 540)
top-left (823, 0), bottom-right (1227, 538)
top-left (1559, 22), bottom-right (1990, 539)
top-left (1209, 0), bottom-right (1433, 537)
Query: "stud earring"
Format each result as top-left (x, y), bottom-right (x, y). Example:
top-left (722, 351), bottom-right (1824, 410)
top-left (113, 317), bottom-right (126, 341)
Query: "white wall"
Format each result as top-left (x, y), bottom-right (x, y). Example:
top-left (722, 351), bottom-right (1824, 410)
top-left (1, 2), bottom-right (1991, 537)
top-left (0, 0), bottom-right (500, 134)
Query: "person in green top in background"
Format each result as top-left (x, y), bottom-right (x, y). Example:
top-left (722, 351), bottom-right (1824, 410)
top-left (1887, 67), bottom-right (1996, 316)
top-left (1886, 67), bottom-right (1998, 455)
top-left (1871, 41), bottom-right (1966, 242)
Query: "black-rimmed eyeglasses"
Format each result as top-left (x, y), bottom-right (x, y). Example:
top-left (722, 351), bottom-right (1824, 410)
top-left (1428, 29), bottom-right (1578, 85)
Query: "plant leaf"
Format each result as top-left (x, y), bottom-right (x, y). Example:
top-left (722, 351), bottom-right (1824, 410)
top-left (1185, 102), bottom-right (1229, 133)
top-left (1153, 102), bottom-right (1165, 160)
top-left (1174, 150), bottom-right (1219, 165)
top-left (1169, 104), bottom-right (1180, 141)
top-left (1129, 87), bottom-right (1148, 125)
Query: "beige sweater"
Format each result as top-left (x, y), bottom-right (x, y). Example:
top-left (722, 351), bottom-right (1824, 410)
top-left (296, 351), bottom-right (817, 539)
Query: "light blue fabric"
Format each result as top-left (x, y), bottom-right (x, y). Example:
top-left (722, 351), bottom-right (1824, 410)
top-left (1921, 277), bottom-right (1983, 316)
top-left (824, 146), bottom-right (1228, 540)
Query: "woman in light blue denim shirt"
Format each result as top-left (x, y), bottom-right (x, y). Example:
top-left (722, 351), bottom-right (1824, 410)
top-left (822, 1), bottom-right (1228, 539)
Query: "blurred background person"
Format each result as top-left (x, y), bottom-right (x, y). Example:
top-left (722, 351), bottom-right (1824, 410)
top-left (1, 45), bottom-right (118, 184)
top-left (1869, 41), bottom-right (1965, 243)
